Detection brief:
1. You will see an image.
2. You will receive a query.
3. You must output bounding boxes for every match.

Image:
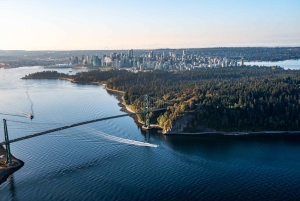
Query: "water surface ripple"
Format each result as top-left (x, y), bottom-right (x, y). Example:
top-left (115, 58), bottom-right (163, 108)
top-left (0, 67), bottom-right (300, 200)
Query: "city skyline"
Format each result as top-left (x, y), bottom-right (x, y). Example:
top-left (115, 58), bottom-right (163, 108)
top-left (1, 0), bottom-right (300, 50)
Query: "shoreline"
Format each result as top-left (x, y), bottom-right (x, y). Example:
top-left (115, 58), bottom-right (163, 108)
top-left (165, 130), bottom-right (300, 136)
top-left (26, 77), bottom-right (300, 135)
top-left (0, 145), bottom-right (24, 185)
top-left (103, 85), bottom-right (163, 130)
top-left (38, 77), bottom-right (158, 129)
top-left (59, 77), bottom-right (107, 85)
top-left (59, 78), bottom-right (300, 135)
top-left (72, 80), bottom-right (300, 135)
top-left (103, 84), bottom-right (125, 94)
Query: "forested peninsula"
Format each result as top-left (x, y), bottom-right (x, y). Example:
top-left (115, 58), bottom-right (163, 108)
top-left (23, 66), bottom-right (300, 133)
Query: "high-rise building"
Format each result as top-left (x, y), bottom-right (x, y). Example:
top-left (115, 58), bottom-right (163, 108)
top-left (128, 49), bottom-right (133, 59)
top-left (75, 56), bottom-right (78, 64)
top-left (150, 51), bottom-right (153, 58)
top-left (92, 55), bottom-right (101, 67)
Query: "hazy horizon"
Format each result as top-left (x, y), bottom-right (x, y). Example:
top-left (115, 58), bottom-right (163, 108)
top-left (1, 46), bottom-right (300, 52)
top-left (1, 0), bottom-right (299, 50)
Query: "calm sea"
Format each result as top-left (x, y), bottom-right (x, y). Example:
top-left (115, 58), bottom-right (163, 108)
top-left (245, 59), bottom-right (300, 70)
top-left (0, 67), bottom-right (300, 200)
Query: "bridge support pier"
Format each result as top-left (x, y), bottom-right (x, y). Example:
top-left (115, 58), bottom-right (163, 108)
top-left (143, 95), bottom-right (151, 129)
top-left (3, 119), bottom-right (13, 165)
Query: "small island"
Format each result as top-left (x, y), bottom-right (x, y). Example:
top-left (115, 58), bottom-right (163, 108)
top-left (21, 71), bottom-right (69, 79)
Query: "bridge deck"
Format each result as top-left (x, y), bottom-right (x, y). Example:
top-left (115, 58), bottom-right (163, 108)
top-left (0, 108), bottom-right (166, 145)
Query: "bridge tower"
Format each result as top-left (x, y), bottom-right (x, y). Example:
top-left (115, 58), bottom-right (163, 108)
top-left (3, 119), bottom-right (13, 165)
top-left (144, 95), bottom-right (151, 129)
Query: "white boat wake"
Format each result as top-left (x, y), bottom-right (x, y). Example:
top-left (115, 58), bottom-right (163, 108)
top-left (84, 127), bottom-right (158, 148)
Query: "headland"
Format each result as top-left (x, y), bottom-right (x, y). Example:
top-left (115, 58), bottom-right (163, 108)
top-left (0, 145), bottom-right (24, 185)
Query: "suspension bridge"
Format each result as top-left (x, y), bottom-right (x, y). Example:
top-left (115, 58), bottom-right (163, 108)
top-left (1, 95), bottom-right (171, 164)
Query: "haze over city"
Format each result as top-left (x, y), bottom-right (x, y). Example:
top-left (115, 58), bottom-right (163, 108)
top-left (1, 0), bottom-right (300, 50)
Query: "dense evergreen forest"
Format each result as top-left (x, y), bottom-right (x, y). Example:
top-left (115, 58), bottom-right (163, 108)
top-left (21, 71), bottom-right (69, 79)
top-left (72, 70), bottom-right (129, 83)
top-left (25, 67), bottom-right (300, 132)
top-left (105, 67), bottom-right (300, 132)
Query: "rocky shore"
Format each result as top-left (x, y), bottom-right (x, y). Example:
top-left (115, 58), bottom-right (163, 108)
top-left (104, 85), bottom-right (164, 130)
top-left (0, 145), bottom-right (24, 185)
top-left (43, 77), bottom-right (300, 136)
top-left (165, 130), bottom-right (300, 136)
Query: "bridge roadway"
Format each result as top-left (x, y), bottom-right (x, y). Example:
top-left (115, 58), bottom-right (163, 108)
top-left (0, 108), bottom-right (166, 146)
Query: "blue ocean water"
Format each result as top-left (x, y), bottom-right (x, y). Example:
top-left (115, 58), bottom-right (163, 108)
top-left (0, 67), bottom-right (300, 200)
top-left (245, 59), bottom-right (300, 70)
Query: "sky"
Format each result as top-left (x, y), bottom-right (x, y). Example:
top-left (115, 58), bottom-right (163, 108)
top-left (0, 0), bottom-right (299, 50)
